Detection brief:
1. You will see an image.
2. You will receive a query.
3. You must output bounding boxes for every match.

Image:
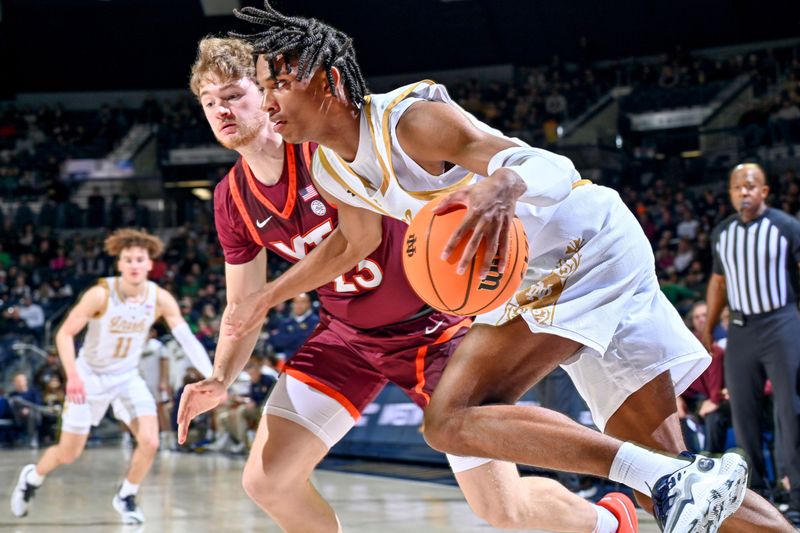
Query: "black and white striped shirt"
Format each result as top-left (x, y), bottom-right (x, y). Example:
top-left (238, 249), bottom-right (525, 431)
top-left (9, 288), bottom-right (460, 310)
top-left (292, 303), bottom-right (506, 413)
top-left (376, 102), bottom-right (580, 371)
top-left (712, 208), bottom-right (800, 315)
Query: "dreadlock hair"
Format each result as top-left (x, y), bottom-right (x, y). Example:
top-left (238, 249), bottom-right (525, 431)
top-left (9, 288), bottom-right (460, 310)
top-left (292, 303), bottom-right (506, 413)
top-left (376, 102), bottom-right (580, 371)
top-left (231, 1), bottom-right (368, 107)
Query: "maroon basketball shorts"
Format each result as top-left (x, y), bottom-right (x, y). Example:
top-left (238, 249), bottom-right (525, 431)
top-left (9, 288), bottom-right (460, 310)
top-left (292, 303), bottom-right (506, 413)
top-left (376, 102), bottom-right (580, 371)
top-left (283, 309), bottom-right (471, 420)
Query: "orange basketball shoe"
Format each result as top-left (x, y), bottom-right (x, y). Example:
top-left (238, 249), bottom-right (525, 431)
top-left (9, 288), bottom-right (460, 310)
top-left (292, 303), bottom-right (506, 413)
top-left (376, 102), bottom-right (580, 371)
top-left (597, 492), bottom-right (639, 532)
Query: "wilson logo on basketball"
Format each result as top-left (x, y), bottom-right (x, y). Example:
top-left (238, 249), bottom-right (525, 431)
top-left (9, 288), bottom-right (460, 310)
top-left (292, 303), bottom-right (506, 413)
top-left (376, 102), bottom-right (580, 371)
top-left (405, 234), bottom-right (417, 257)
top-left (478, 257), bottom-right (503, 291)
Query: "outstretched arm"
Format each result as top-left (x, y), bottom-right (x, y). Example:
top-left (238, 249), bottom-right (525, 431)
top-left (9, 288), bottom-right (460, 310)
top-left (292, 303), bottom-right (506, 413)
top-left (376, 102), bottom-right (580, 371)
top-left (177, 249), bottom-right (267, 444)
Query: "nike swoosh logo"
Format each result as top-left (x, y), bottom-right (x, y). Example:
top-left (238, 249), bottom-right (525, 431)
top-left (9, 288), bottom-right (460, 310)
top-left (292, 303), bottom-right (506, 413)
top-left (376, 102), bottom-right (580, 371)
top-left (425, 320), bottom-right (445, 335)
top-left (256, 216), bottom-right (273, 228)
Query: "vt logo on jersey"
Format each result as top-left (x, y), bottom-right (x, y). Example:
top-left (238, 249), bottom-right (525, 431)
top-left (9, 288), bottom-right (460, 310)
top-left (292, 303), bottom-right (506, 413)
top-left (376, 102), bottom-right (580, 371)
top-left (270, 220), bottom-right (334, 261)
top-left (269, 220), bottom-right (384, 293)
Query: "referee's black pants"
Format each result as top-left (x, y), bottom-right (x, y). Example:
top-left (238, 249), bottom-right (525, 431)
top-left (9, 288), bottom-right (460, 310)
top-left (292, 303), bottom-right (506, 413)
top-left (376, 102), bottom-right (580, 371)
top-left (725, 306), bottom-right (800, 508)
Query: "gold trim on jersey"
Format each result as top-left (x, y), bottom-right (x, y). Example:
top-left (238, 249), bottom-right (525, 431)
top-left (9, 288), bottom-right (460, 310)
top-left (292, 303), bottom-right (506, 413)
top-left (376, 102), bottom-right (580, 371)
top-left (316, 149), bottom-right (393, 217)
top-left (375, 80), bottom-right (476, 201)
top-left (362, 98), bottom-right (392, 196)
top-left (95, 278), bottom-right (110, 318)
top-left (572, 179), bottom-right (592, 189)
top-left (113, 277), bottom-right (125, 303)
top-left (380, 80), bottom-right (433, 189)
top-left (403, 172), bottom-right (475, 201)
top-left (332, 151), bottom-right (377, 193)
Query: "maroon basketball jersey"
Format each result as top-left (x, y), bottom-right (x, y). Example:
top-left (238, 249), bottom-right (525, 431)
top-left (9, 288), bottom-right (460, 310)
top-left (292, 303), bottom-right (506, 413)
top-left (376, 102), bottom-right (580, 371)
top-left (214, 142), bottom-right (431, 329)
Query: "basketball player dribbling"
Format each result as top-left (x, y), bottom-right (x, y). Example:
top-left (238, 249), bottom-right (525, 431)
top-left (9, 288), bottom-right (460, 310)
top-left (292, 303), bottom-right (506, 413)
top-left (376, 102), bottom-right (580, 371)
top-left (10, 229), bottom-right (213, 524)
top-left (221, 3), bottom-right (795, 532)
top-left (177, 37), bottom-right (638, 533)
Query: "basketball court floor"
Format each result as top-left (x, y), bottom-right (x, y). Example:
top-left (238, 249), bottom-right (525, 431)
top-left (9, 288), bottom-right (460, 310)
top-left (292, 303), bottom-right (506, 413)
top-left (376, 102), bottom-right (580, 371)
top-left (1, 447), bottom-right (661, 532)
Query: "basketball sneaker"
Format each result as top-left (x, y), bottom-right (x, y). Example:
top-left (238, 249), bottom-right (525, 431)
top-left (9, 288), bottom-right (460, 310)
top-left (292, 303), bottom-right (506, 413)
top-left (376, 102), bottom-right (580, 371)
top-left (652, 451), bottom-right (748, 533)
top-left (112, 490), bottom-right (145, 524)
top-left (597, 492), bottom-right (638, 532)
top-left (10, 464), bottom-right (40, 517)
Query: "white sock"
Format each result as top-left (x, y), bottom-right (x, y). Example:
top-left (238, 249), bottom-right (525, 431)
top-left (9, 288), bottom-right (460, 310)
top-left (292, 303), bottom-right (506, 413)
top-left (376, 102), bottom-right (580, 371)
top-left (118, 479), bottom-right (140, 498)
top-left (592, 505), bottom-right (619, 533)
top-left (26, 467), bottom-right (46, 487)
top-left (608, 442), bottom-right (690, 495)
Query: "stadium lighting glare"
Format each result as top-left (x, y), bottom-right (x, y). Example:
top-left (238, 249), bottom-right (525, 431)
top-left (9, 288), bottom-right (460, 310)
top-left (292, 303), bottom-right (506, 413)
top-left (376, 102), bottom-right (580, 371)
top-left (191, 188), bottom-right (213, 201)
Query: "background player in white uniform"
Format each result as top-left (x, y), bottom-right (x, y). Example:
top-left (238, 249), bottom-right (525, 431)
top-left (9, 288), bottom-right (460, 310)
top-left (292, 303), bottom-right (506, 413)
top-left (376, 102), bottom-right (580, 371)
top-left (10, 229), bottom-right (213, 524)
top-left (223, 4), bottom-right (794, 532)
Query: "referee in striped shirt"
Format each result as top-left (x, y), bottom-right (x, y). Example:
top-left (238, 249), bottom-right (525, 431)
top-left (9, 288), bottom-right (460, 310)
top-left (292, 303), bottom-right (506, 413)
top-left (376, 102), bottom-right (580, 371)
top-left (704, 162), bottom-right (800, 521)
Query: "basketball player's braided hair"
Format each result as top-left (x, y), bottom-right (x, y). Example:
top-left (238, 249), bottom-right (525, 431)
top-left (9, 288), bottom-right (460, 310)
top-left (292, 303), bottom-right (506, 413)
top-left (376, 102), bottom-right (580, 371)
top-left (231, 1), bottom-right (368, 106)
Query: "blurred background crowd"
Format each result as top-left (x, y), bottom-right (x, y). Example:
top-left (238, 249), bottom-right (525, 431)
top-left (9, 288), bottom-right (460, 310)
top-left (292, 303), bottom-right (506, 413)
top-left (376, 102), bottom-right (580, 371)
top-left (2, 21), bottom-right (800, 511)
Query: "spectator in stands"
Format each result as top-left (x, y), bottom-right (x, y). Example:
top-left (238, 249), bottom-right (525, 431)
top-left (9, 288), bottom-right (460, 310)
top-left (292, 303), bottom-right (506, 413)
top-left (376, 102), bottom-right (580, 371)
top-left (8, 373), bottom-right (43, 448)
top-left (544, 88), bottom-right (567, 122)
top-left (673, 238), bottom-right (695, 274)
top-left (678, 302), bottom-right (731, 454)
top-left (39, 375), bottom-right (64, 446)
top-left (267, 293), bottom-right (319, 360)
top-left (0, 243), bottom-right (11, 269)
top-left (0, 270), bottom-right (8, 300)
top-left (0, 388), bottom-right (16, 447)
top-left (684, 260), bottom-right (707, 294)
top-left (15, 295), bottom-right (45, 342)
top-left (179, 297), bottom-right (198, 331)
top-left (770, 98), bottom-right (800, 145)
top-left (34, 350), bottom-right (65, 393)
top-left (676, 209), bottom-right (700, 240)
top-left (197, 303), bottom-right (220, 350)
top-left (659, 270), bottom-right (699, 313)
top-left (10, 273), bottom-right (32, 302)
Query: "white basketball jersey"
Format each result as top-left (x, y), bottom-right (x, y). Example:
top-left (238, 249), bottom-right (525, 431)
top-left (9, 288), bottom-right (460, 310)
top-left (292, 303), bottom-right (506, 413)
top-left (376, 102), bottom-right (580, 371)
top-left (311, 80), bottom-right (581, 246)
top-left (78, 276), bottom-right (158, 375)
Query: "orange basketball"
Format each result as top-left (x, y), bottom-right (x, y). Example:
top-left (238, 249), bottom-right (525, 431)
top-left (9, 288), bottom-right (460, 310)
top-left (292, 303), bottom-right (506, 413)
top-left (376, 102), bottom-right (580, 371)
top-left (402, 196), bottom-right (529, 316)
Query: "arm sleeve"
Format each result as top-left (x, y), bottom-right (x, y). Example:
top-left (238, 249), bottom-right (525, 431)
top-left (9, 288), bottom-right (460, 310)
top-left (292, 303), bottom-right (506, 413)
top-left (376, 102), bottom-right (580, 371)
top-left (170, 322), bottom-right (213, 378)
top-left (487, 146), bottom-right (577, 207)
top-left (214, 180), bottom-right (263, 265)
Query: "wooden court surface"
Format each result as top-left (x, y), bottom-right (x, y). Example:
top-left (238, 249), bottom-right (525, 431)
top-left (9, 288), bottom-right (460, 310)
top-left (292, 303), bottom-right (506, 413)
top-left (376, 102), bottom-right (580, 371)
top-left (1, 447), bottom-right (661, 532)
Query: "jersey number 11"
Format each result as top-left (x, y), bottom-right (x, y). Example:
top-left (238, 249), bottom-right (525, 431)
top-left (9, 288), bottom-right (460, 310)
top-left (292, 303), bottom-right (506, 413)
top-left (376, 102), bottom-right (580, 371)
top-left (113, 337), bottom-right (132, 359)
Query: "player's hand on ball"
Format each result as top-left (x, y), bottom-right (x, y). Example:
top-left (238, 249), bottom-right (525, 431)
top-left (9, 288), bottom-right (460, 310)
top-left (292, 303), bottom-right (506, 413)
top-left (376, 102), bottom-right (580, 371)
top-left (66, 372), bottom-right (86, 404)
top-left (437, 169), bottom-right (525, 278)
top-left (177, 378), bottom-right (227, 445)
top-left (224, 286), bottom-right (271, 339)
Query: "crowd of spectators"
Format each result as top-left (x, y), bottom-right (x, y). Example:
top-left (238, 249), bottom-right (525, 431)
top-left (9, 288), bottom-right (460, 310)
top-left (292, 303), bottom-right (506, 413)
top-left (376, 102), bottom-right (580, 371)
top-left (1, 41), bottom-right (800, 514)
top-left (0, 102), bottom-right (137, 200)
